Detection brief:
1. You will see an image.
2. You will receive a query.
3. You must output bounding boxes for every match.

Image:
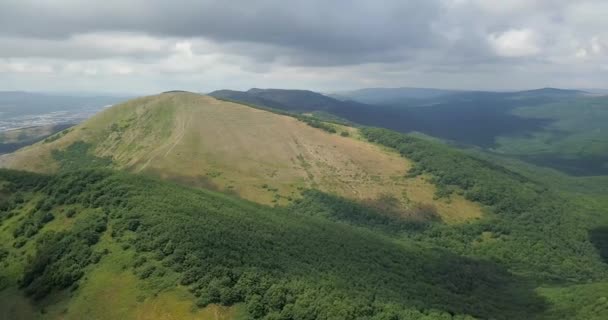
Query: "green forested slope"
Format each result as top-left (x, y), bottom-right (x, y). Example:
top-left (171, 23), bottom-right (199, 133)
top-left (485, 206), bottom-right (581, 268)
top-left (1, 169), bottom-right (544, 320)
top-left (0, 105), bottom-right (606, 319)
top-left (361, 127), bottom-right (607, 281)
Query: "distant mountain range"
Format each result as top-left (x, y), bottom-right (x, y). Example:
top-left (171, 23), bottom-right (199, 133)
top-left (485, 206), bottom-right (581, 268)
top-left (211, 87), bottom-right (588, 112)
top-left (328, 87), bottom-right (459, 104)
top-left (330, 87), bottom-right (590, 106)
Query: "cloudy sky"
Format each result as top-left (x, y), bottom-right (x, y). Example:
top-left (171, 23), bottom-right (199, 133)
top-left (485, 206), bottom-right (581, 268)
top-left (0, 0), bottom-right (606, 94)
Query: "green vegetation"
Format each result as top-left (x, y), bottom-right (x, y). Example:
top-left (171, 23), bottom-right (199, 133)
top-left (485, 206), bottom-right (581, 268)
top-left (1, 92), bottom-right (607, 319)
top-left (20, 210), bottom-right (107, 300)
top-left (43, 127), bottom-right (72, 143)
top-left (51, 141), bottom-right (112, 171)
top-left (296, 115), bottom-right (337, 133)
top-left (494, 96), bottom-right (608, 175)
top-left (0, 169), bottom-right (546, 319)
top-left (289, 190), bottom-right (431, 233)
top-left (361, 127), bottom-right (607, 281)
top-left (0, 126), bottom-right (606, 318)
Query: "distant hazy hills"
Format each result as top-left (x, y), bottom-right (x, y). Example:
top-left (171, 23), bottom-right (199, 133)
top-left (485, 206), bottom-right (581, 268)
top-left (328, 87), bottom-right (459, 105)
top-left (210, 87), bottom-right (588, 115)
top-left (330, 87), bottom-right (588, 106)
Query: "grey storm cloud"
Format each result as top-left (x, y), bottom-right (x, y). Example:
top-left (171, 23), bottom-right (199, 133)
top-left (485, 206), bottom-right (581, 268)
top-left (0, 0), bottom-right (443, 62)
top-left (0, 0), bottom-right (606, 92)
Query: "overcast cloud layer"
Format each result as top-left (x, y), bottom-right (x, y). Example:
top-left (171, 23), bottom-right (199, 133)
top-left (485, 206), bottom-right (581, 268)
top-left (0, 0), bottom-right (606, 93)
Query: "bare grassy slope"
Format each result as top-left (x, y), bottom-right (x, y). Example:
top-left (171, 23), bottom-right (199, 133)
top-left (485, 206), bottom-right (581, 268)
top-left (1, 92), bottom-right (481, 222)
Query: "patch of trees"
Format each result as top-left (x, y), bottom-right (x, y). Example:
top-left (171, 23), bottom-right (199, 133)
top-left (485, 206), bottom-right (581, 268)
top-left (99, 172), bottom-right (543, 319)
top-left (590, 227), bottom-right (608, 264)
top-left (51, 141), bottom-right (112, 171)
top-left (20, 212), bottom-right (107, 300)
top-left (0, 192), bottom-right (26, 222)
top-left (12, 207), bottom-right (54, 239)
top-left (43, 128), bottom-right (72, 143)
top-left (0, 169), bottom-right (547, 319)
top-left (296, 116), bottom-right (337, 133)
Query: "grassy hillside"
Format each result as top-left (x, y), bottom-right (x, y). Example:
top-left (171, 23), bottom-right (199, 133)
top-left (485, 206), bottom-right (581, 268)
top-left (0, 92), bottom-right (481, 223)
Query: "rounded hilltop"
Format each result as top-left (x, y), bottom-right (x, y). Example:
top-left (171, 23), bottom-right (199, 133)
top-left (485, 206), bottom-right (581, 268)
top-left (1, 92), bottom-right (481, 223)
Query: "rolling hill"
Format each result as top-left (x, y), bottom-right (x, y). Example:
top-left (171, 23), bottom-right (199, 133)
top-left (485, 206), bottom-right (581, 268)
top-left (0, 92), bottom-right (481, 223)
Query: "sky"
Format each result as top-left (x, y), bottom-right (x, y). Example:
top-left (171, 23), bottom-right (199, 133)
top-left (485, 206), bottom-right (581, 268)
top-left (0, 0), bottom-right (607, 94)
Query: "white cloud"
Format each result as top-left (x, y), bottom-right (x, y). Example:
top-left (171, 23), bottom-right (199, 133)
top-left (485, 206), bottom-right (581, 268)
top-left (71, 32), bottom-right (169, 55)
top-left (576, 48), bottom-right (588, 59)
top-left (590, 36), bottom-right (603, 54)
top-left (0, 59), bottom-right (54, 73)
top-left (488, 29), bottom-right (541, 57)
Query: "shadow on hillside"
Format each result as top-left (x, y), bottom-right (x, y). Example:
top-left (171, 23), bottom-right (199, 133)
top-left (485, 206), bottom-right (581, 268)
top-left (590, 226), bottom-right (608, 263)
top-left (519, 154), bottom-right (608, 176)
top-left (141, 168), bottom-right (241, 198)
top-left (331, 96), bottom-right (554, 148)
top-left (315, 248), bottom-right (548, 319)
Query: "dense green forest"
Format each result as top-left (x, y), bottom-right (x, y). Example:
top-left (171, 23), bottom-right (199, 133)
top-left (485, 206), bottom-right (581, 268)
top-left (361, 127), bottom-right (607, 282)
top-left (0, 169), bottom-right (543, 319)
top-left (1, 125), bottom-right (607, 319)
